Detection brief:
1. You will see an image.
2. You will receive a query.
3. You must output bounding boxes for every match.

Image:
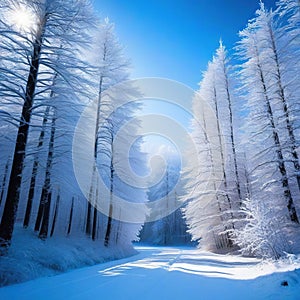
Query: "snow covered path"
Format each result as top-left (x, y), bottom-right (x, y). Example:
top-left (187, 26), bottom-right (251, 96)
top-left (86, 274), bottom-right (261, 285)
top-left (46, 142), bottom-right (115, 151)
top-left (0, 246), bottom-right (300, 300)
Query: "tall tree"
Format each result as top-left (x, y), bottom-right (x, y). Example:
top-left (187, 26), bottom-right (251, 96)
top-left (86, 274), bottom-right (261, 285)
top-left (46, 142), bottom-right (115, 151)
top-left (88, 19), bottom-right (131, 245)
top-left (215, 42), bottom-right (242, 205)
top-left (183, 42), bottom-right (242, 252)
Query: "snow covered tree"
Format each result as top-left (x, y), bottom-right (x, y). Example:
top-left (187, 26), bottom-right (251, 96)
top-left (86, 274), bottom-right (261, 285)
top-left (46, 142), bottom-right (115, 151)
top-left (233, 2), bottom-right (300, 258)
top-left (215, 42), bottom-right (242, 206)
top-left (85, 18), bottom-right (131, 240)
top-left (183, 42), bottom-right (243, 252)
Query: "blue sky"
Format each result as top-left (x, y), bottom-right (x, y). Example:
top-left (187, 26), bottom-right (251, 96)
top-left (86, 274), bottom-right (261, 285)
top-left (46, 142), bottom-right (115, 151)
top-left (92, 0), bottom-right (277, 162)
top-left (93, 0), bottom-right (276, 90)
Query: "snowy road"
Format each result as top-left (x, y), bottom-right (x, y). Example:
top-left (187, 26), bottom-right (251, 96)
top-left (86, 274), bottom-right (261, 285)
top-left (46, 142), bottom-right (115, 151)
top-left (0, 246), bottom-right (300, 300)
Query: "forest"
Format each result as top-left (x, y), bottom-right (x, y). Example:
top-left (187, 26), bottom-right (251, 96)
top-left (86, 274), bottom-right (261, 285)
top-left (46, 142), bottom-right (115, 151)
top-left (0, 0), bottom-right (299, 296)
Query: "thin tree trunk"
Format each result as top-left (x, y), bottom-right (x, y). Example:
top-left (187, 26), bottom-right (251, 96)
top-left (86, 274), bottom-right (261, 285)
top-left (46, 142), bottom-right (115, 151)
top-left (243, 154), bottom-right (251, 199)
top-left (35, 68), bottom-right (58, 234)
top-left (50, 190), bottom-right (60, 237)
top-left (0, 25), bottom-right (46, 251)
top-left (23, 106), bottom-right (51, 228)
top-left (92, 183), bottom-right (99, 241)
top-left (0, 159), bottom-right (10, 207)
top-left (67, 197), bottom-right (74, 236)
top-left (86, 169), bottom-right (94, 237)
top-left (221, 60), bottom-right (242, 204)
top-left (85, 201), bottom-right (92, 236)
top-left (92, 206), bottom-right (97, 241)
top-left (39, 111), bottom-right (56, 239)
top-left (86, 74), bottom-right (104, 238)
top-left (104, 149), bottom-right (114, 247)
top-left (104, 204), bottom-right (113, 247)
top-left (39, 191), bottom-right (52, 240)
top-left (213, 85), bottom-right (235, 239)
top-left (255, 43), bottom-right (299, 223)
top-left (34, 196), bottom-right (44, 232)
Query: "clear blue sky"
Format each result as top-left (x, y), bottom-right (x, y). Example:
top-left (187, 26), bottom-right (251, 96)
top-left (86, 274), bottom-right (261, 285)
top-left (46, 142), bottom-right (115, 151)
top-left (93, 0), bottom-right (276, 90)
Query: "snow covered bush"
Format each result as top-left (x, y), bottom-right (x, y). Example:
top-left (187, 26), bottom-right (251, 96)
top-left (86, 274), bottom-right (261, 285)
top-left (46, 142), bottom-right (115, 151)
top-left (233, 197), bottom-right (296, 259)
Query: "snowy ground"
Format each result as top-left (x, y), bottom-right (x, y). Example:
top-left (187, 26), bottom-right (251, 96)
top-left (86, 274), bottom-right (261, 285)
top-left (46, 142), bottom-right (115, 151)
top-left (0, 227), bottom-right (137, 287)
top-left (0, 246), bottom-right (300, 300)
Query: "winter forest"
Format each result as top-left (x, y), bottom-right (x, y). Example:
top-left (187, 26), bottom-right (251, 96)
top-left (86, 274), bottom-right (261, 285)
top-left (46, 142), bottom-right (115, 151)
top-left (0, 0), bottom-right (300, 299)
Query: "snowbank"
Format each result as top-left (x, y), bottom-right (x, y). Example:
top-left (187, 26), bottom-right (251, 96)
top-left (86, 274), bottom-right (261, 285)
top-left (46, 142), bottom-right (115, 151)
top-left (0, 226), bottom-right (137, 287)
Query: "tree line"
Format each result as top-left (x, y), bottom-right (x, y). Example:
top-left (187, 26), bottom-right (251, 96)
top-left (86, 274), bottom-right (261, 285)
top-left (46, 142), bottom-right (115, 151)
top-left (0, 0), bottom-right (145, 255)
top-left (184, 0), bottom-right (300, 259)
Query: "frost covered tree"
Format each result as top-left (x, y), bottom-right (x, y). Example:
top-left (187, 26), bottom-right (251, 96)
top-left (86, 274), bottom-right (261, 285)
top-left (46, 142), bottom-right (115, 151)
top-left (85, 18), bottom-right (130, 240)
top-left (215, 42), bottom-right (242, 206)
top-left (183, 42), bottom-right (243, 252)
top-left (233, 2), bottom-right (300, 258)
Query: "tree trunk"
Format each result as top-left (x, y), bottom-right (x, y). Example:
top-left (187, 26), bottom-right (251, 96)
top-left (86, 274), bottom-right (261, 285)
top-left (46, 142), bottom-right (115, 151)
top-left (222, 61), bottom-right (242, 204)
top-left (67, 197), bottom-right (74, 236)
top-left (104, 140), bottom-right (114, 247)
top-left (39, 191), bottom-right (52, 240)
top-left (50, 190), bottom-right (60, 237)
top-left (104, 204), bottom-right (113, 247)
top-left (38, 111), bottom-right (56, 239)
top-left (0, 159), bottom-right (10, 207)
top-left (92, 206), bottom-right (97, 241)
top-left (85, 201), bottom-right (92, 236)
top-left (213, 85), bottom-right (235, 239)
top-left (34, 196), bottom-right (44, 232)
top-left (23, 106), bottom-right (50, 228)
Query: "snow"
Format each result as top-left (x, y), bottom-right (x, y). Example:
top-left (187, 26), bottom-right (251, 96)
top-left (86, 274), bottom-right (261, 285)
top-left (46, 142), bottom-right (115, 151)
top-left (0, 226), bottom-right (137, 287)
top-left (1, 246), bottom-right (300, 300)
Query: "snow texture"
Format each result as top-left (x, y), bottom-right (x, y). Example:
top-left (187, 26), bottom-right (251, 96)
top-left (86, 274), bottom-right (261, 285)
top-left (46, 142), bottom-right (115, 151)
top-left (0, 246), bottom-right (300, 300)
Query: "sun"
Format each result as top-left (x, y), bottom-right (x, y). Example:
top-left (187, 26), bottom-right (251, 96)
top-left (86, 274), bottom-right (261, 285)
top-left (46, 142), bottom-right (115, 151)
top-left (9, 4), bottom-right (35, 33)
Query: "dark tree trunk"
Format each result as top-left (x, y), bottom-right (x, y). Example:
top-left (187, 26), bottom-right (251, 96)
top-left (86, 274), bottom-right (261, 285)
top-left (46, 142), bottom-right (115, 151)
top-left (92, 206), bottom-right (97, 241)
top-left (104, 143), bottom-right (114, 247)
top-left (87, 76), bottom-right (104, 239)
top-left (85, 201), bottom-right (92, 236)
top-left (0, 27), bottom-right (45, 251)
top-left (39, 191), bottom-right (52, 240)
top-left (23, 106), bottom-right (50, 228)
top-left (34, 196), bottom-right (45, 232)
top-left (0, 159), bottom-right (10, 207)
top-left (67, 197), bottom-right (74, 236)
top-left (38, 112), bottom-right (56, 239)
top-left (213, 85), bottom-right (235, 241)
top-left (104, 204), bottom-right (113, 247)
top-left (50, 190), bottom-right (60, 237)
top-left (222, 62), bottom-right (242, 204)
